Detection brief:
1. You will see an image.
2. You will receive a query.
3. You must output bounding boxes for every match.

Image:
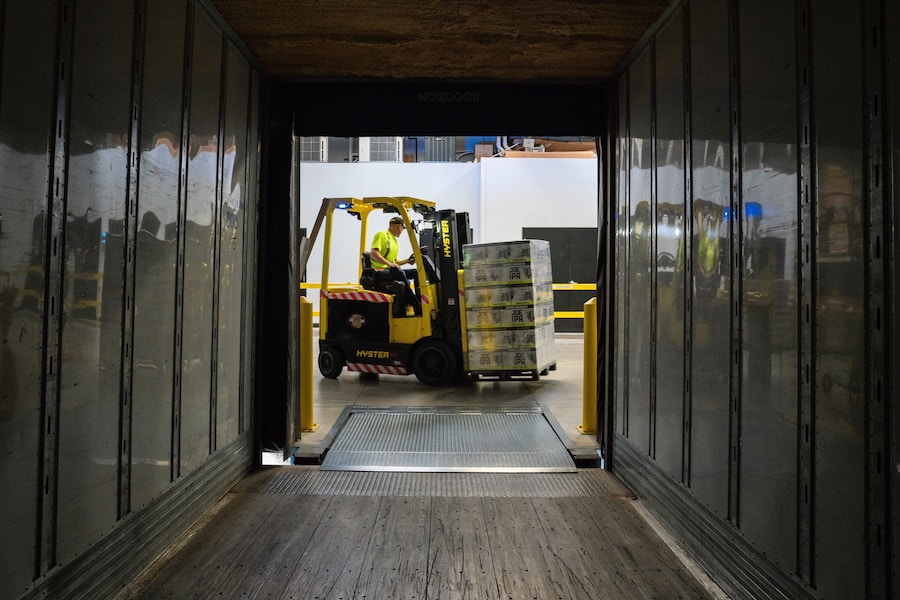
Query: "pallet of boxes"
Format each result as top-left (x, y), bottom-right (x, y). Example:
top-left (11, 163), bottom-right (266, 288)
top-left (462, 239), bottom-right (557, 380)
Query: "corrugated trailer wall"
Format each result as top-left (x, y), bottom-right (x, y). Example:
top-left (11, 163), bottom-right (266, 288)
top-left (608, 1), bottom-right (897, 599)
top-left (0, 1), bottom-right (260, 598)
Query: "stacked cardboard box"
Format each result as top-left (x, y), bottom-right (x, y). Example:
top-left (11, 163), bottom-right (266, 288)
top-left (462, 239), bottom-right (556, 375)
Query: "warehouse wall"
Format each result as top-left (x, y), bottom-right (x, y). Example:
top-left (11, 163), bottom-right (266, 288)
top-left (608, 1), bottom-right (897, 599)
top-left (0, 1), bottom-right (260, 597)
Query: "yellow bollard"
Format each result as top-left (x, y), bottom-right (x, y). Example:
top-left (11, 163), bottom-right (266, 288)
top-left (578, 297), bottom-right (597, 435)
top-left (299, 297), bottom-right (318, 432)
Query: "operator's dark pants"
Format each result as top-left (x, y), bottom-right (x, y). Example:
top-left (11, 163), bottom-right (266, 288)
top-left (368, 267), bottom-right (420, 317)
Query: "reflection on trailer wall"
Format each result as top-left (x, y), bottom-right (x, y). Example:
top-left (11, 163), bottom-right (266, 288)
top-left (0, 1), bottom-right (260, 597)
top-left (57, 0), bottom-right (135, 563)
top-left (685, 0), bottom-right (731, 522)
top-left (611, 2), bottom-right (896, 600)
top-left (0, 0), bottom-right (56, 593)
top-left (133, 0), bottom-right (189, 508)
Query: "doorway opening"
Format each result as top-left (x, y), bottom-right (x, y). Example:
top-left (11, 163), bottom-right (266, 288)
top-left (257, 81), bottom-right (613, 468)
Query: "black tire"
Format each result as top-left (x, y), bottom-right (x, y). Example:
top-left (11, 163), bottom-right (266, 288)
top-left (318, 346), bottom-right (344, 379)
top-left (412, 340), bottom-right (457, 386)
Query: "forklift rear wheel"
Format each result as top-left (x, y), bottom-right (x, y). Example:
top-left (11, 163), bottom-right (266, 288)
top-left (318, 347), bottom-right (344, 379)
top-left (412, 340), bottom-right (457, 386)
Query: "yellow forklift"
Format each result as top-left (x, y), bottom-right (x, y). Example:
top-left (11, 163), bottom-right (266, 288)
top-left (302, 196), bottom-right (472, 386)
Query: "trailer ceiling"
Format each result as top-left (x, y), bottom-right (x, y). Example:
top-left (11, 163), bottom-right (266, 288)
top-left (207, 0), bottom-right (673, 81)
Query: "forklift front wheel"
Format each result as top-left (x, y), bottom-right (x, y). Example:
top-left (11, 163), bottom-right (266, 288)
top-left (412, 340), bottom-right (457, 387)
top-left (318, 346), bottom-right (344, 379)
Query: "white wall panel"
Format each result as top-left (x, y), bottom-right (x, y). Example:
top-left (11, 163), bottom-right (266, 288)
top-left (480, 157), bottom-right (598, 243)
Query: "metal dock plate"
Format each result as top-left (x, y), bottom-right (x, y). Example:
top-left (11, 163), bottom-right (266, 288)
top-left (320, 407), bottom-right (576, 473)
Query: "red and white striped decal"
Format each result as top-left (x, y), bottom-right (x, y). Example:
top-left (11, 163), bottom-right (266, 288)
top-left (346, 363), bottom-right (407, 375)
top-left (321, 289), bottom-right (392, 303)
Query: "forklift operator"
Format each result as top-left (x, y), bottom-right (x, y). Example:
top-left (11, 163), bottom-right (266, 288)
top-left (369, 216), bottom-right (420, 316)
top-left (370, 216), bottom-right (413, 269)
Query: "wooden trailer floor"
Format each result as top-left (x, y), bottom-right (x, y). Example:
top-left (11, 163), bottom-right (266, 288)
top-left (120, 467), bottom-right (719, 600)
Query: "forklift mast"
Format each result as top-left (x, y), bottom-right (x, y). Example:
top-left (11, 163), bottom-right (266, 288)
top-left (423, 209), bottom-right (472, 359)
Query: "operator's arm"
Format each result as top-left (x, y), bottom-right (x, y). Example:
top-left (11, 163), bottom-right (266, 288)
top-left (370, 247), bottom-right (410, 269)
top-left (369, 247), bottom-right (396, 268)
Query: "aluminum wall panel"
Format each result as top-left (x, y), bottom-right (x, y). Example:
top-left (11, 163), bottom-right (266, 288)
top-left (614, 1), bottom-right (897, 598)
top-left (181, 9), bottom-right (222, 475)
top-left (0, 0), bottom-right (260, 595)
top-left (889, 3), bottom-right (900, 595)
top-left (216, 45), bottom-right (250, 450)
top-left (0, 2), bottom-right (55, 595)
top-left (243, 71), bottom-right (260, 434)
top-left (615, 78), bottom-right (629, 437)
top-left (131, 0), bottom-right (187, 509)
top-left (737, 0), bottom-right (799, 570)
top-left (862, 4), bottom-right (892, 596)
top-left (653, 11), bottom-right (686, 480)
top-left (687, 0), bottom-right (731, 518)
top-left (56, 0), bottom-right (135, 565)
top-left (626, 49), bottom-right (653, 456)
top-left (811, 4), bottom-right (867, 597)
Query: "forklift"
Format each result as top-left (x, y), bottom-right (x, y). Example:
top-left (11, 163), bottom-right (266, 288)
top-left (301, 196), bottom-right (472, 386)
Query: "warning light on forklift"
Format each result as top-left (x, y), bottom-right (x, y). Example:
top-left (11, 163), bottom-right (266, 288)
top-left (336, 201), bottom-right (351, 209)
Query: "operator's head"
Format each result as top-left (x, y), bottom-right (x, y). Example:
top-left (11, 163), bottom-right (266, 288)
top-left (389, 216), bottom-right (405, 234)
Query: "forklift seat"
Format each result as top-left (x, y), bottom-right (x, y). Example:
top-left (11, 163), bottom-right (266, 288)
top-left (360, 252), bottom-right (378, 290)
top-left (358, 251), bottom-right (421, 317)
